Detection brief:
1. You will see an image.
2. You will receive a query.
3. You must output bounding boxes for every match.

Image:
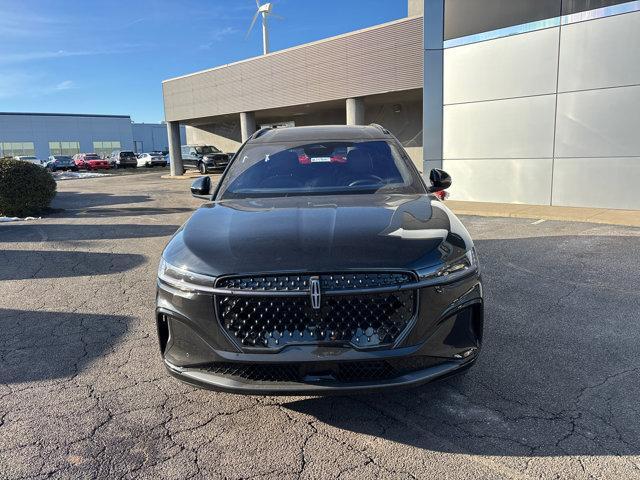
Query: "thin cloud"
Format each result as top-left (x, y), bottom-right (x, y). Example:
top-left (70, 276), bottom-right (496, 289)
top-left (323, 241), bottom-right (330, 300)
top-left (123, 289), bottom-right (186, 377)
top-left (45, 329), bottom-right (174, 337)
top-left (0, 73), bottom-right (77, 99)
top-left (0, 50), bottom-right (91, 64)
top-left (0, 10), bottom-right (71, 37)
top-left (53, 80), bottom-right (75, 91)
top-left (119, 17), bottom-right (146, 29)
top-left (0, 44), bottom-right (149, 65)
top-left (199, 26), bottom-right (239, 49)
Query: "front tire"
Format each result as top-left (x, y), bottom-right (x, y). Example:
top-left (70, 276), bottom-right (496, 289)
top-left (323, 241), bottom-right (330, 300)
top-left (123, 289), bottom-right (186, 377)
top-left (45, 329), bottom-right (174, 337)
top-left (198, 162), bottom-right (207, 174)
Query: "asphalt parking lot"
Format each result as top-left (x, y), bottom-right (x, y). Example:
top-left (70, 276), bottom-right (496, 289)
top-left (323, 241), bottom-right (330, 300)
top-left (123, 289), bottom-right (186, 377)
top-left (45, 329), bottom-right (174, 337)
top-left (1, 171), bottom-right (639, 479)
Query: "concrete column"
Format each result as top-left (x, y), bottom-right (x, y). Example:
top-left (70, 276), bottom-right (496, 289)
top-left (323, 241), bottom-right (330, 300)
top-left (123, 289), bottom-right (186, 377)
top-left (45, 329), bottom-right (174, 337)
top-left (408, 0), bottom-right (424, 16)
top-left (346, 97), bottom-right (365, 125)
top-left (240, 112), bottom-right (256, 142)
top-left (167, 121), bottom-right (183, 176)
top-left (423, 0), bottom-right (445, 173)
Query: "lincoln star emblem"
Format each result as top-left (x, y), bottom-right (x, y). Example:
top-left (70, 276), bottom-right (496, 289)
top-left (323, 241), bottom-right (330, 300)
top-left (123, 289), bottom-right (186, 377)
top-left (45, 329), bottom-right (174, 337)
top-left (310, 276), bottom-right (321, 310)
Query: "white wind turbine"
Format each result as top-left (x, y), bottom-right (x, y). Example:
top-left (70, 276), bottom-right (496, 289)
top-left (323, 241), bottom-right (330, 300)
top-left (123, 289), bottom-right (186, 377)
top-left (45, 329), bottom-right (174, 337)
top-left (245, 0), bottom-right (283, 55)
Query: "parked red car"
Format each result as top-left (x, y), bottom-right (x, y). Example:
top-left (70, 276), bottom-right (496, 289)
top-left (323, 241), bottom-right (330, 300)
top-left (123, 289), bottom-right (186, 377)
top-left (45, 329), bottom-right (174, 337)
top-left (73, 153), bottom-right (110, 171)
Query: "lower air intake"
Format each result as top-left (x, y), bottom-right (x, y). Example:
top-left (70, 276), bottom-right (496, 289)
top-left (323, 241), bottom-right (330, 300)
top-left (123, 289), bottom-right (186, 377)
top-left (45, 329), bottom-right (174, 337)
top-left (206, 357), bottom-right (443, 383)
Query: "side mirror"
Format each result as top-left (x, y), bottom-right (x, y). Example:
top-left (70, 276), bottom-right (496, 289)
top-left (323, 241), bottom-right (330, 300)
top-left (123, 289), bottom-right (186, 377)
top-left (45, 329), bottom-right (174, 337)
top-left (427, 168), bottom-right (452, 193)
top-left (190, 176), bottom-right (212, 199)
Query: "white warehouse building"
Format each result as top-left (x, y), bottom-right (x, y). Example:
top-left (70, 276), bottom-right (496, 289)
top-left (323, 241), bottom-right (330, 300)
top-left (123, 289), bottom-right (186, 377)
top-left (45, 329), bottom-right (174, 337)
top-left (0, 112), bottom-right (186, 159)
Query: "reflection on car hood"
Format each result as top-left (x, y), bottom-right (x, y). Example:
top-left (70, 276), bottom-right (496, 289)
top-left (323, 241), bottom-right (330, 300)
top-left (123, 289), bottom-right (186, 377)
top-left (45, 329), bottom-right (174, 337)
top-left (163, 194), bottom-right (472, 277)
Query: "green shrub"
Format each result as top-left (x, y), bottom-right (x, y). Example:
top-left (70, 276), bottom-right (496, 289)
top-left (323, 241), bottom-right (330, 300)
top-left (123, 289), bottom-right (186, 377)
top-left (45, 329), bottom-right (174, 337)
top-left (0, 159), bottom-right (57, 217)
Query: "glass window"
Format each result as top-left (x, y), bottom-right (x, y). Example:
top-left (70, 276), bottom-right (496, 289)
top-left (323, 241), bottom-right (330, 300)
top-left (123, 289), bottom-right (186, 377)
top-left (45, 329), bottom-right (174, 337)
top-left (1, 142), bottom-right (35, 157)
top-left (93, 141), bottom-right (121, 158)
top-left (195, 145), bottom-right (221, 154)
top-left (49, 141), bottom-right (80, 156)
top-left (218, 140), bottom-right (424, 200)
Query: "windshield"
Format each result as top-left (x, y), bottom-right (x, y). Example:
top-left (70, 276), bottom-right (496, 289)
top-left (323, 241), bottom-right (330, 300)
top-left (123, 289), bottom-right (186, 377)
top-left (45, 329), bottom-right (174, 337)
top-left (85, 154), bottom-right (100, 160)
top-left (121, 151), bottom-right (135, 157)
top-left (54, 156), bottom-right (72, 161)
top-left (20, 156), bottom-right (37, 160)
top-left (195, 146), bottom-right (220, 154)
top-left (217, 140), bottom-right (424, 199)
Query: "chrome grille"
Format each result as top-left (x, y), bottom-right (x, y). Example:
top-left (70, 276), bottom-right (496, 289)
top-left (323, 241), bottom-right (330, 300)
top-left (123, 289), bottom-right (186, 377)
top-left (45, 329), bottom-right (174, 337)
top-left (215, 272), bottom-right (416, 349)
top-left (216, 272), bottom-right (414, 292)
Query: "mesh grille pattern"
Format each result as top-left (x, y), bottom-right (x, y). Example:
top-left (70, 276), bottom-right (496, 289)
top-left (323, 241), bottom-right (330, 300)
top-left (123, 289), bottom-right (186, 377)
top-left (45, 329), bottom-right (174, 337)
top-left (217, 272), bottom-right (414, 292)
top-left (217, 290), bottom-right (415, 348)
top-left (206, 357), bottom-right (443, 383)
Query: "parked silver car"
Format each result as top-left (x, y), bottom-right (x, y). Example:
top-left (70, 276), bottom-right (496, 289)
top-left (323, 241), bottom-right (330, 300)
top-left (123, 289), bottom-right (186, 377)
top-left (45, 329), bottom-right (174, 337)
top-left (45, 155), bottom-right (78, 171)
top-left (14, 156), bottom-right (44, 167)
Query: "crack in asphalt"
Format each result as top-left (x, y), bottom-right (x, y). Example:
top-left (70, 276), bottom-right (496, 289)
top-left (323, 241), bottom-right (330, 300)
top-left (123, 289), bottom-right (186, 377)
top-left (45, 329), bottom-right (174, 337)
top-left (1, 173), bottom-right (639, 479)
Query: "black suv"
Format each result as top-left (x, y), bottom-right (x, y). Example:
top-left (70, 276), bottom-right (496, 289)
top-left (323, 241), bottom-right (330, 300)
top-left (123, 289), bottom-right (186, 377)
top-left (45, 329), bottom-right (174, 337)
top-left (180, 145), bottom-right (230, 173)
top-left (108, 150), bottom-right (138, 169)
top-left (157, 125), bottom-right (483, 395)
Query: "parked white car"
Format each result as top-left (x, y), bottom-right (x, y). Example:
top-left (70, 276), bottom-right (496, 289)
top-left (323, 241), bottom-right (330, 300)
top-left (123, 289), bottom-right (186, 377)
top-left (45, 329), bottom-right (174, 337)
top-left (136, 152), bottom-right (167, 168)
top-left (14, 156), bottom-right (44, 166)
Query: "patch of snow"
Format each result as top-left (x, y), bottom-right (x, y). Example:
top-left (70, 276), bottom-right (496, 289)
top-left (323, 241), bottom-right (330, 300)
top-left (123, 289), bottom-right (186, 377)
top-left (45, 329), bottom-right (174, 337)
top-left (54, 171), bottom-right (114, 181)
top-left (0, 216), bottom-right (40, 222)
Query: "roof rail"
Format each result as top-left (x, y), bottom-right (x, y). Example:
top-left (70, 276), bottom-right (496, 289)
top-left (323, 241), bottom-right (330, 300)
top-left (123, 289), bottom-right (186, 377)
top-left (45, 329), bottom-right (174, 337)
top-left (368, 123), bottom-right (390, 135)
top-left (250, 127), bottom-right (273, 140)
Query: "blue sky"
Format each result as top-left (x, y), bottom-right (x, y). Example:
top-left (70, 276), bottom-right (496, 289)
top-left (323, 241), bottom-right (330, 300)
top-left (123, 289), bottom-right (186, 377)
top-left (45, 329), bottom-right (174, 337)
top-left (0, 0), bottom-right (407, 123)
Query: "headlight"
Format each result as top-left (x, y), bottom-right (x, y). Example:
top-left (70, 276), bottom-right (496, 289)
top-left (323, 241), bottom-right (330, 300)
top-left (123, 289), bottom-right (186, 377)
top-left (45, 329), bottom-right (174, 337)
top-left (417, 248), bottom-right (478, 284)
top-left (157, 258), bottom-right (216, 292)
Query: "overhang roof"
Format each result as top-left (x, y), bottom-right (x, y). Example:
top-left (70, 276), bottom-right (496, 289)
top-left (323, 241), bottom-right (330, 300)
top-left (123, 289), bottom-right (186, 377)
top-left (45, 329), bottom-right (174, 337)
top-left (162, 16), bottom-right (423, 123)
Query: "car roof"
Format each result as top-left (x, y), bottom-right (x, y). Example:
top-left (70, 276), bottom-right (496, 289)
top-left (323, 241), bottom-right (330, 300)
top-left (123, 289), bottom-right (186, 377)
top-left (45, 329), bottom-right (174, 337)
top-left (247, 125), bottom-right (392, 144)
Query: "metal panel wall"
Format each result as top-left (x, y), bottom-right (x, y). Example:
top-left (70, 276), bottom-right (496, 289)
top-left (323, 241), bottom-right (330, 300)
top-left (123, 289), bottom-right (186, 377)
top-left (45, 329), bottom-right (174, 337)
top-left (442, 9), bottom-right (640, 209)
top-left (552, 10), bottom-right (640, 209)
top-left (163, 17), bottom-right (423, 122)
top-left (444, 27), bottom-right (559, 104)
top-left (558, 11), bottom-right (640, 91)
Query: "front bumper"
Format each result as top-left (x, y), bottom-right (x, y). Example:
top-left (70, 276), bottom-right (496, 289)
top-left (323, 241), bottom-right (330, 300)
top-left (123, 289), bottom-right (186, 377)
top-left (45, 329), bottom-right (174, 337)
top-left (164, 355), bottom-right (475, 395)
top-left (204, 157), bottom-right (229, 169)
top-left (155, 270), bottom-right (483, 395)
top-left (118, 160), bottom-right (138, 167)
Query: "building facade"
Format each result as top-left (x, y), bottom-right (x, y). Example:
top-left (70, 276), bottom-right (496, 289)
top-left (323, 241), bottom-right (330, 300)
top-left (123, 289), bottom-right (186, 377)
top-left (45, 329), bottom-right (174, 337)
top-left (162, 0), bottom-right (640, 210)
top-left (432, 0), bottom-right (640, 210)
top-left (163, 16), bottom-right (425, 170)
top-left (0, 112), bottom-right (185, 159)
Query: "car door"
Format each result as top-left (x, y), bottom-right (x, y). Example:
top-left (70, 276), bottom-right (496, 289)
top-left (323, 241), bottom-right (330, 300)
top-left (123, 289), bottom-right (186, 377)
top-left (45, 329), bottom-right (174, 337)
top-left (181, 146), bottom-right (194, 168)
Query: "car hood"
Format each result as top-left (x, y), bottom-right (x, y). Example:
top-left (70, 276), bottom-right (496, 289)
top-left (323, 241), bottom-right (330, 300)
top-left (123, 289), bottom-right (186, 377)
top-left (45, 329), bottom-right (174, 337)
top-left (162, 193), bottom-right (473, 277)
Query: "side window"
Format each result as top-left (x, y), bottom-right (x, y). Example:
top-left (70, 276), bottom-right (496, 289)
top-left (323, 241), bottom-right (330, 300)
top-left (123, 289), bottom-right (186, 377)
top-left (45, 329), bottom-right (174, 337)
top-left (181, 146), bottom-right (189, 156)
top-left (189, 148), bottom-right (197, 156)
